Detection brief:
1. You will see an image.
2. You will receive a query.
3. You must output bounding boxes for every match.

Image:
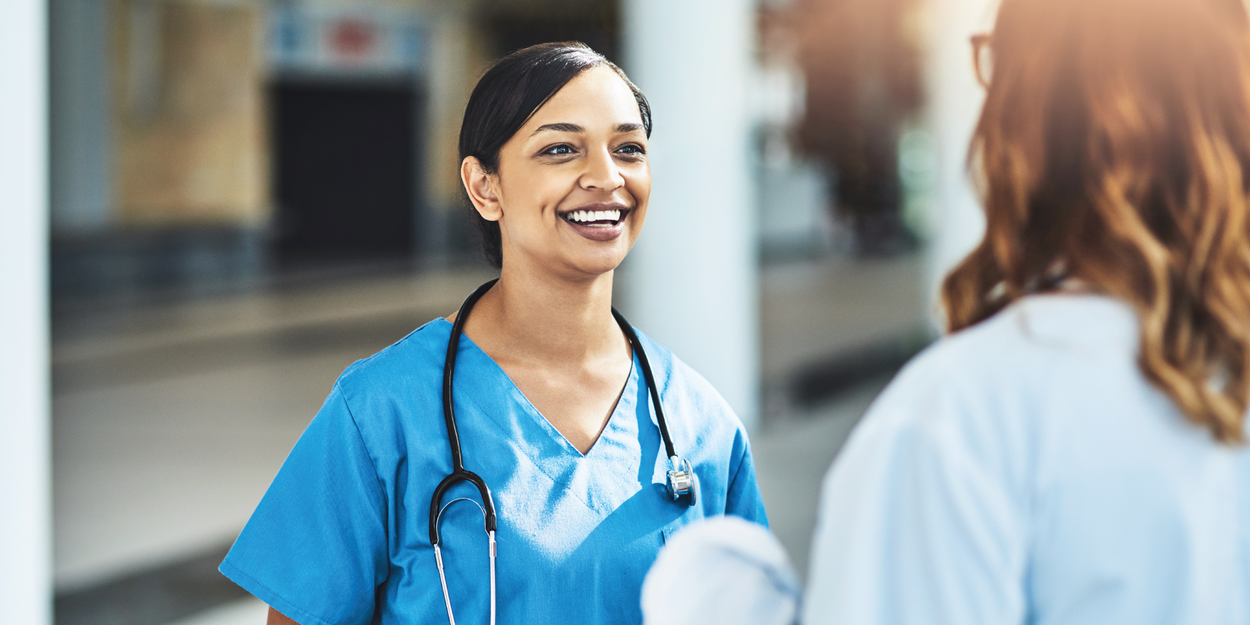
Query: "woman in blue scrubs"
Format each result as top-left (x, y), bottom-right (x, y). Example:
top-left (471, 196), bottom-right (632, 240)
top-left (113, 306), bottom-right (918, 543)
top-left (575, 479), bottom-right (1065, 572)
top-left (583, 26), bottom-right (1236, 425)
top-left (220, 42), bottom-right (768, 625)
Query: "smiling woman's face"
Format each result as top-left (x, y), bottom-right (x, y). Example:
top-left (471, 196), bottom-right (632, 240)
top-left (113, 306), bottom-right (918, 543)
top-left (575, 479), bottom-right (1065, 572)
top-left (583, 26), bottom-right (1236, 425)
top-left (465, 66), bottom-right (651, 279)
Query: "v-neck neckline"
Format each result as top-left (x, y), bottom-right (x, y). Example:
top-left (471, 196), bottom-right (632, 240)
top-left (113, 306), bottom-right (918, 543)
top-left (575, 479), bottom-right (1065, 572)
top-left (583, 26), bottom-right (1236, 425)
top-left (436, 318), bottom-right (640, 460)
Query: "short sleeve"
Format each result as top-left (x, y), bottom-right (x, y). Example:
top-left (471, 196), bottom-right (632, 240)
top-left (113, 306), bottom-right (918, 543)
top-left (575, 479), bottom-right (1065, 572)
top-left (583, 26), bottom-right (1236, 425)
top-left (802, 396), bottom-right (1028, 625)
top-left (220, 386), bottom-right (389, 625)
top-left (725, 432), bottom-right (770, 527)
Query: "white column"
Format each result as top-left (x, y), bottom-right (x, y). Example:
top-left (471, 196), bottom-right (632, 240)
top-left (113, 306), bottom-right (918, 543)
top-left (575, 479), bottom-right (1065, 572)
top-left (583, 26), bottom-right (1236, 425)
top-left (422, 5), bottom-right (476, 261)
top-left (49, 0), bottom-right (112, 232)
top-left (0, 1), bottom-right (52, 624)
top-left (921, 0), bottom-right (996, 317)
top-left (621, 0), bottom-right (760, 430)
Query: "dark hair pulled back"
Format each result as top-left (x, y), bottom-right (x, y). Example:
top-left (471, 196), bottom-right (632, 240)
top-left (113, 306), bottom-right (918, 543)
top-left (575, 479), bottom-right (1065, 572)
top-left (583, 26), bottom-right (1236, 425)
top-left (458, 42), bottom-right (652, 268)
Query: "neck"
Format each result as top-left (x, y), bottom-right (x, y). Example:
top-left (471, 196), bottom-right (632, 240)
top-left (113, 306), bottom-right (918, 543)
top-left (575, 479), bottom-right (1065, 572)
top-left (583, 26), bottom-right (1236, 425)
top-left (466, 265), bottom-right (622, 364)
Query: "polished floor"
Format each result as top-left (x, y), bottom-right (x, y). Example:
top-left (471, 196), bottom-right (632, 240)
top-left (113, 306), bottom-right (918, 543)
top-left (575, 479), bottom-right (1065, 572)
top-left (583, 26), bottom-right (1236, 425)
top-left (51, 253), bottom-right (927, 624)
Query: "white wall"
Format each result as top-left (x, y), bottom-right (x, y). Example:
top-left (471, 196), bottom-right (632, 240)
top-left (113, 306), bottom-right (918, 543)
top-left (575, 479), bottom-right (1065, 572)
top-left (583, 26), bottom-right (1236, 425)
top-left (621, 0), bottom-right (760, 430)
top-left (49, 0), bottom-right (112, 232)
top-left (0, 1), bottom-right (52, 624)
top-left (921, 0), bottom-right (997, 319)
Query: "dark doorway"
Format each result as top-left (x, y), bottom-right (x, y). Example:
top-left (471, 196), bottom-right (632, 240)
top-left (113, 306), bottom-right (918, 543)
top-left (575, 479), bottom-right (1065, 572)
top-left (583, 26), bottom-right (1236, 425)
top-left (481, 0), bottom-right (619, 62)
top-left (271, 81), bottom-right (419, 260)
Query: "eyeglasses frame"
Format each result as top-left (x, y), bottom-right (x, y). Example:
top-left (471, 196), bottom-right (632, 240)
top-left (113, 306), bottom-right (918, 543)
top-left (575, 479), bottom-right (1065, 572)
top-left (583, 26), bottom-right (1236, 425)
top-left (970, 32), bottom-right (993, 89)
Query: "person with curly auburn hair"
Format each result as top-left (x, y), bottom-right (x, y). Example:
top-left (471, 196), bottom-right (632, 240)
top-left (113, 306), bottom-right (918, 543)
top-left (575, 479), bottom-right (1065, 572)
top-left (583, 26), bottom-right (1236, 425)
top-left (802, 0), bottom-right (1250, 622)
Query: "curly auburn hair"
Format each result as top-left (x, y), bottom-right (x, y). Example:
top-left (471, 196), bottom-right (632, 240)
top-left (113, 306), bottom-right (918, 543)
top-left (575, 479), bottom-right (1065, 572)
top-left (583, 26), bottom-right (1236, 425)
top-left (943, 0), bottom-right (1250, 443)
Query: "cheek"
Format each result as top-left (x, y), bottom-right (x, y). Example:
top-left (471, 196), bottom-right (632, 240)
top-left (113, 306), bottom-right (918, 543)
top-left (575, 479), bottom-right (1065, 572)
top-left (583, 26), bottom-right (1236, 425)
top-left (629, 171), bottom-right (652, 211)
top-left (524, 166), bottom-right (578, 203)
top-left (499, 170), bottom-right (559, 220)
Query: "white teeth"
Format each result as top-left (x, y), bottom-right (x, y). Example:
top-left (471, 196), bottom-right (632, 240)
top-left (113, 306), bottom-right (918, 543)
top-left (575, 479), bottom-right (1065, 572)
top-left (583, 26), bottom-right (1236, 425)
top-left (565, 209), bottom-right (622, 224)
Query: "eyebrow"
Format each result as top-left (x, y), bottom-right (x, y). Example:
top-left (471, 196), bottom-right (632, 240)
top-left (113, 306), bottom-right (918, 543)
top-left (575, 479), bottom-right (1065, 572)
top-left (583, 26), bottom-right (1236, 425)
top-left (532, 122), bottom-right (583, 135)
top-left (530, 122), bottom-right (645, 136)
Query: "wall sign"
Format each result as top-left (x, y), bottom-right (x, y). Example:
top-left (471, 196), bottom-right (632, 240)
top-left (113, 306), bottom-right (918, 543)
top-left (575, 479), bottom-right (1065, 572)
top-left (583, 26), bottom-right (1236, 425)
top-left (269, 4), bottom-right (422, 76)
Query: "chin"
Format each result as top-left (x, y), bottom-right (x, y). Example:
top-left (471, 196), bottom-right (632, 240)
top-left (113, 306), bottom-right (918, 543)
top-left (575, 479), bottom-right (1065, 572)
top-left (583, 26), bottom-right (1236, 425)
top-left (573, 257), bottom-right (625, 278)
top-left (566, 247), bottom-right (629, 278)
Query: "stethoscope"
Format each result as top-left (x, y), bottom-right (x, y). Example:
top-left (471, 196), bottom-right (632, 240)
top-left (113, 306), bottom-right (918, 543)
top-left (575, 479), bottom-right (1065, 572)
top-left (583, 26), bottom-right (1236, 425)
top-left (429, 279), bottom-right (698, 625)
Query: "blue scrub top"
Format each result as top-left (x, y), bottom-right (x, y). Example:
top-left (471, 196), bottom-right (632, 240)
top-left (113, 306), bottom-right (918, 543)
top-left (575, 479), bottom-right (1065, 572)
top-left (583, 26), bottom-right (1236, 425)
top-left (221, 318), bottom-right (768, 625)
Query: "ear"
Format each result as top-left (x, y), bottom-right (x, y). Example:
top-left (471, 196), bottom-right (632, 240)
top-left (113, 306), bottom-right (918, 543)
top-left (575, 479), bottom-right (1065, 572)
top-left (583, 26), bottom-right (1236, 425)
top-left (461, 156), bottom-right (502, 222)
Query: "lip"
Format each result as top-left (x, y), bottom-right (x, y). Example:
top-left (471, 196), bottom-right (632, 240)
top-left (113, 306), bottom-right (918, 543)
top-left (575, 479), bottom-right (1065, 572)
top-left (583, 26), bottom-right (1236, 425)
top-left (557, 202), bottom-right (633, 242)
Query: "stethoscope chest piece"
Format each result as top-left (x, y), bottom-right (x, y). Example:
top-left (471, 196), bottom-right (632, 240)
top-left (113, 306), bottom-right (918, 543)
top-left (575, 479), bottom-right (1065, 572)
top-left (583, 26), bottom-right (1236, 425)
top-left (667, 456), bottom-right (699, 506)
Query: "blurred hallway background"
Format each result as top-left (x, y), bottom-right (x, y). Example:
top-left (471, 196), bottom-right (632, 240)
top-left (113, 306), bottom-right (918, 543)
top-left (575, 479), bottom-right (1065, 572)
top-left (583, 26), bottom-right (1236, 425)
top-left (53, 253), bottom-right (926, 625)
top-left (1, 0), bottom-right (997, 622)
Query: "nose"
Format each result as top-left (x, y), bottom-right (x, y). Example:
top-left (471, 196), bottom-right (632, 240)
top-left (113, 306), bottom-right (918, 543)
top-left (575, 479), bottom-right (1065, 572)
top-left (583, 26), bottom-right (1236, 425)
top-left (580, 147), bottom-right (624, 191)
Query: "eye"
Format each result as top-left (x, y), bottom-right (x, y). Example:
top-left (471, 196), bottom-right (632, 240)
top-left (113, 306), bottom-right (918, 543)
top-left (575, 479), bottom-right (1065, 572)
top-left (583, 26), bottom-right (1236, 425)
top-left (616, 143), bottom-right (646, 157)
top-left (540, 143), bottom-right (576, 157)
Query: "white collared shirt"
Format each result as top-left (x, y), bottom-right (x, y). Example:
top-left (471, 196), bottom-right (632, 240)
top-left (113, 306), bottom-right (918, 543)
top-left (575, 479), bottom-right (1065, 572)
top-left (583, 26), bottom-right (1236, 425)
top-left (804, 294), bottom-right (1249, 625)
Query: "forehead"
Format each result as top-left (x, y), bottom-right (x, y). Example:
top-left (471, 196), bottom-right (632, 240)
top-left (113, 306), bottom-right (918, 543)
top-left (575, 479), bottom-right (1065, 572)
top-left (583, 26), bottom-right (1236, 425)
top-left (520, 66), bottom-right (643, 133)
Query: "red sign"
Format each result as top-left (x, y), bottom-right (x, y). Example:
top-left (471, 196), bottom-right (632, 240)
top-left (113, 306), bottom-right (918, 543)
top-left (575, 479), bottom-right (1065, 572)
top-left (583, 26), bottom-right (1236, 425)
top-left (328, 19), bottom-right (376, 59)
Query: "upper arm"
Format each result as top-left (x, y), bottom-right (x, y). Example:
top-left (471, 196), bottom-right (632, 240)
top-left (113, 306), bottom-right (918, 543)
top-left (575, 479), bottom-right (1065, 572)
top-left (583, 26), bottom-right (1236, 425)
top-left (724, 431), bottom-right (769, 526)
top-left (220, 387), bottom-right (391, 625)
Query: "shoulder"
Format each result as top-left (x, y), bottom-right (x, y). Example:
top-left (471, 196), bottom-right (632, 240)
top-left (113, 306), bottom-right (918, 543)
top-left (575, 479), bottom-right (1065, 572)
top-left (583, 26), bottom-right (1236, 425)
top-left (840, 294), bottom-right (1143, 488)
top-left (324, 318), bottom-right (452, 433)
top-left (634, 328), bottom-right (736, 414)
top-left (335, 317), bottom-right (452, 396)
top-left (883, 293), bottom-right (1139, 416)
top-left (303, 318), bottom-right (454, 473)
top-left (630, 327), bottom-right (749, 445)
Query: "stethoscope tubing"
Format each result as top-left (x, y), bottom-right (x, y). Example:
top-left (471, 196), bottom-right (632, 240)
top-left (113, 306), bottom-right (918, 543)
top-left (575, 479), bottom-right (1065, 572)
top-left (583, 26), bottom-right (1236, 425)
top-left (432, 280), bottom-right (684, 541)
top-left (430, 280), bottom-right (499, 547)
top-left (610, 308), bottom-right (682, 462)
top-left (430, 279), bottom-right (692, 625)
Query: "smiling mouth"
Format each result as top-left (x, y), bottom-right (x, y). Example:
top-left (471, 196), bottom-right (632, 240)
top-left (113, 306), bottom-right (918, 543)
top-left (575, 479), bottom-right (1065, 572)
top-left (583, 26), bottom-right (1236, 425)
top-left (560, 208), bottom-right (629, 227)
